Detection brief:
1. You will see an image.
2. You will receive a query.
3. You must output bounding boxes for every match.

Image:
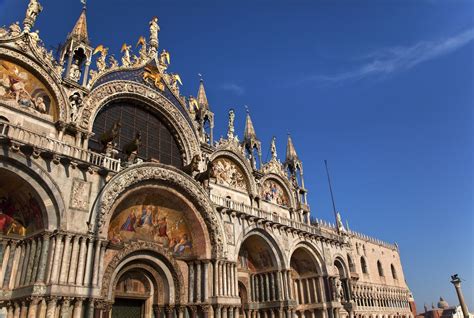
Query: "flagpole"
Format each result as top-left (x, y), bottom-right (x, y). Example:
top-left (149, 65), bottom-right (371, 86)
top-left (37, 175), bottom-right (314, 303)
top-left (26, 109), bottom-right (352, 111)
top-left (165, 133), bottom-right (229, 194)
top-left (324, 160), bottom-right (338, 225)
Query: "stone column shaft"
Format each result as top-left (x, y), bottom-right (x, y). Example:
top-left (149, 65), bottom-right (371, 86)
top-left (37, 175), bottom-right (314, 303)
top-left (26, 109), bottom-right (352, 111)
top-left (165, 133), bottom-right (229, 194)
top-left (59, 235), bottom-right (72, 283)
top-left (0, 243), bottom-right (11, 284)
top-left (196, 261), bottom-right (202, 302)
top-left (83, 239), bottom-right (94, 285)
top-left (68, 237), bottom-right (80, 284)
top-left (203, 261), bottom-right (209, 301)
top-left (189, 262), bottom-right (195, 303)
top-left (50, 234), bottom-right (63, 283)
top-left (75, 237), bottom-right (87, 285)
top-left (36, 235), bottom-right (50, 283)
top-left (91, 240), bottom-right (101, 286)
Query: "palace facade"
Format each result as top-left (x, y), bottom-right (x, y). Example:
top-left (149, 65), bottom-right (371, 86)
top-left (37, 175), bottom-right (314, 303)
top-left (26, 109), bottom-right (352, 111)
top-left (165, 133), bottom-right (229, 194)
top-left (0, 1), bottom-right (416, 318)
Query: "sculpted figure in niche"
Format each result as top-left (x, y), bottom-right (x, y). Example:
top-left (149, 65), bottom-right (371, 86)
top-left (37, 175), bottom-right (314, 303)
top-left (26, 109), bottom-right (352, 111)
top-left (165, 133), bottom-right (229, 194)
top-left (69, 58), bottom-right (81, 82)
top-left (69, 92), bottom-right (83, 123)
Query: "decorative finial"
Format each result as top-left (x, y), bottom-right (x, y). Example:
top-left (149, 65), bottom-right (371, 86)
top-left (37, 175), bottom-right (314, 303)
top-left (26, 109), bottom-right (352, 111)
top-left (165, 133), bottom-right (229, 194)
top-left (149, 17), bottom-right (159, 53)
top-left (24, 0), bottom-right (43, 33)
top-left (227, 108), bottom-right (235, 139)
top-left (244, 105), bottom-right (249, 114)
top-left (198, 73), bottom-right (203, 82)
top-left (81, 0), bottom-right (87, 9)
top-left (270, 136), bottom-right (277, 160)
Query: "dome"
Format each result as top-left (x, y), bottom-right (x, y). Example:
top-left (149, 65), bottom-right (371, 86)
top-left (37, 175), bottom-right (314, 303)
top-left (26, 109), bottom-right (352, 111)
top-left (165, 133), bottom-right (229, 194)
top-left (438, 297), bottom-right (449, 309)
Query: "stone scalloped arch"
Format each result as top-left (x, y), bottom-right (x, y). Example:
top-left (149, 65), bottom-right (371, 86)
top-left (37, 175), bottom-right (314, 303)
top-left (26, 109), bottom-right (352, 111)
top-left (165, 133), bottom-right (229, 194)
top-left (259, 173), bottom-right (296, 210)
top-left (81, 81), bottom-right (200, 164)
top-left (333, 254), bottom-right (350, 277)
top-left (0, 151), bottom-right (65, 230)
top-left (234, 227), bottom-right (287, 269)
top-left (210, 149), bottom-right (257, 196)
top-left (287, 240), bottom-right (328, 276)
top-left (93, 162), bottom-right (225, 257)
top-left (0, 46), bottom-right (69, 122)
top-left (101, 241), bottom-right (185, 304)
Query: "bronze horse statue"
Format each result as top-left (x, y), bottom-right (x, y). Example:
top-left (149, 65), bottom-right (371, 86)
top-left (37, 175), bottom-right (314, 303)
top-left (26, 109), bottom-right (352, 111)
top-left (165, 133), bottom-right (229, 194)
top-left (182, 154), bottom-right (201, 176)
top-left (194, 159), bottom-right (215, 187)
top-left (99, 120), bottom-right (121, 151)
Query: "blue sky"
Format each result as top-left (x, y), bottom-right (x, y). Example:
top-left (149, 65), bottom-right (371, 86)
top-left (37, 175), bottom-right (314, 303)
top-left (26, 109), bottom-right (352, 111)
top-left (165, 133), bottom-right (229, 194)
top-left (1, 0), bottom-right (473, 311)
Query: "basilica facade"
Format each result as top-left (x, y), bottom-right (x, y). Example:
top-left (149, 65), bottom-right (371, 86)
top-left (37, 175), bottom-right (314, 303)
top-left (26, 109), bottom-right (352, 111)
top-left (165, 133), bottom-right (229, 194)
top-left (0, 2), bottom-right (416, 318)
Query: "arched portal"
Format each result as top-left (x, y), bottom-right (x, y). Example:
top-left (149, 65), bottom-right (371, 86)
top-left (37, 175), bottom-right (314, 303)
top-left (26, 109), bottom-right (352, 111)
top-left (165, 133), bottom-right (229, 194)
top-left (290, 247), bottom-right (326, 318)
top-left (237, 232), bottom-right (282, 318)
top-left (0, 168), bottom-right (47, 236)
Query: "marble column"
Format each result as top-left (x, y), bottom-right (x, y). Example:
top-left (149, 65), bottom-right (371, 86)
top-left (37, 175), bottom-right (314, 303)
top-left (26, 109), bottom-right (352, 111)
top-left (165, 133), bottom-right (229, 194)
top-left (196, 261), bottom-right (202, 302)
top-left (318, 277), bottom-right (326, 302)
top-left (265, 274), bottom-right (270, 302)
top-left (6, 303), bottom-right (14, 318)
top-left (91, 240), bottom-right (101, 286)
top-left (60, 298), bottom-right (71, 318)
top-left (287, 272), bottom-right (293, 300)
top-left (50, 234), bottom-right (63, 284)
top-left (269, 272), bottom-right (275, 301)
top-left (46, 298), bottom-right (57, 318)
top-left (223, 263), bottom-right (228, 296)
top-left (203, 261), bottom-right (209, 301)
top-left (215, 306), bottom-right (221, 318)
top-left (222, 307), bottom-right (228, 318)
top-left (60, 235), bottom-right (72, 284)
top-left (189, 262), bottom-right (195, 303)
top-left (68, 237), bottom-right (80, 284)
top-left (313, 278), bottom-right (320, 303)
top-left (73, 299), bottom-right (83, 318)
top-left (277, 271), bottom-right (283, 301)
top-left (306, 279), bottom-right (312, 303)
top-left (36, 234), bottom-right (50, 283)
top-left (97, 242), bottom-right (106, 286)
top-left (25, 239), bottom-right (38, 285)
top-left (20, 241), bottom-right (32, 286)
top-left (229, 307), bottom-right (234, 318)
top-left (255, 275), bottom-right (260, 302)
top-left (27, 298), bottom-right (39, 318)
top-left (9, 243), bottom-right (21, 289)
top-left (13, 303), bottom-right (20, 318)
top-left (0, 243), bottom-right (11, 285)
top-left (83, 239), bottom-right (94, 286)
top-left (217, 261), bottom-right (222, 296)
top-left (75, 237), bottom-right (87, 285)
top-left (30, 238), bottom-right (42, 284)
top-left (14, 243), bottom-right (26, 287)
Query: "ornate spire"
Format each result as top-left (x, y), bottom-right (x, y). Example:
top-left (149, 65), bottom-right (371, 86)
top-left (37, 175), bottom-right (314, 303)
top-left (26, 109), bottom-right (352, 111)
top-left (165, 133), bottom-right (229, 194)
top-left (69, 7), bottom-right (89, 44)
top-left (197, 78), bottom-right (209, 110)
top-left (244, 110), bottom-right (257, 142)
top-left (285, 134), bottom-right (299, 163)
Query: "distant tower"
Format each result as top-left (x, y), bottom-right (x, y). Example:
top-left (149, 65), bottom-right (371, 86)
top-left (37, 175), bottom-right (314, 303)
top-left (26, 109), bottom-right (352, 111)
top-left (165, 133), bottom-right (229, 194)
top-left (195, 78), bottom-right (214, 145)
top-left (60, 4), bottom-right (92, 87)
top-left (285, 134), bottom-right (309, 221)
top-left (242, 109), bottom-right (262, 169)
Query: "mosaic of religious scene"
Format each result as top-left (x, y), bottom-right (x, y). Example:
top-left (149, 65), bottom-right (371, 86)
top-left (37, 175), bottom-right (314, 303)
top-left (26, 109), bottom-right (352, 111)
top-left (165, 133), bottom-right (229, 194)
top-left (239, 236), bottom-right (275, 272)
top-left (261, 179), bottom-right (289, 207)
top-left (0, 170), bottom-right (45, 237)
top-left (108, 192), bottom-right (192, 257)
top-left (0, 59), bottom-right (56, 118)
top-left (0, 195), bottom-right (43, 236)
top-left (213, 157), bottom-right (247, 191)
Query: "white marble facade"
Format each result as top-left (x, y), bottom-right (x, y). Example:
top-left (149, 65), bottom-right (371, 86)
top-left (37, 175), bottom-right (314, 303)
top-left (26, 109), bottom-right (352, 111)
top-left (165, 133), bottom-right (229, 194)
top-left (0, 2), bottom-right (415, 318)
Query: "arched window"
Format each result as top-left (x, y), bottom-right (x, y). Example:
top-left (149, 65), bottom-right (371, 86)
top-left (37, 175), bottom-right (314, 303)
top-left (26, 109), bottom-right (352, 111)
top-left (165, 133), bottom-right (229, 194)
top-left (89, 100), bottom-right (183, 167)
top-left (361, 257), bottom-right (368, 274)
top-left (391, 264), bottom-right (397, 280)
top-left (377, 261), bottom-right (384, 277)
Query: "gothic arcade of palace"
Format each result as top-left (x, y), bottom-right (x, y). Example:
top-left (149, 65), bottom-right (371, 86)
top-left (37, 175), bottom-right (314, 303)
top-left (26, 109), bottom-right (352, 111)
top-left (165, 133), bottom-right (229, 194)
top-left (0, 2), bottom-right (416, 318)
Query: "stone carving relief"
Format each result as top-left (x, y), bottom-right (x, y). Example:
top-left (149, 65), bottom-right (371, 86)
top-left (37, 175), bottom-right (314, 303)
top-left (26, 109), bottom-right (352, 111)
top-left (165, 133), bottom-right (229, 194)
top-left (213, 157), bottom-right (247, 192)
top-left (224, 221), bottom-right (235, 245)
top-left (69, 179), bottom-right (91, 212)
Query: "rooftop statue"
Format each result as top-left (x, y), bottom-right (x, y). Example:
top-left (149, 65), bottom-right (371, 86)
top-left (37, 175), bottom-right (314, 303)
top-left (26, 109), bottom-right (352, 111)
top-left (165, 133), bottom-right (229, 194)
top-left (24, 0), bottom-right (43, 32)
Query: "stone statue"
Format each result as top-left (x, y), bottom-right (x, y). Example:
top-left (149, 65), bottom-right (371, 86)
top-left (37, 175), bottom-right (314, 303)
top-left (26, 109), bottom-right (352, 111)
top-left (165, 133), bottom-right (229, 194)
top-left (108, 55), bottom-right (118, 69)
top-left (69, 58), bottom-right (81, 82)
top-left (270, 136), bottom-right (277, 159)
top-left (69, 92), bottom-right (83, 123)
top-left (227, 109), bottom-right (235, 139)
top-left (121, 43), bottom-right (132, 67)
top-left (24, 0), bottom-right (43, 32)
top-left (149, 17), bottom-right (160, 49)
top-left (335, 278), bottom-right (344, 302)
top-left (137, 36), bottom-right (148, 63)
top-left (93, 45), bottom-right (108, 72)
top-left (9, 22), bottom-right (22, 37)
top-left (336, 212), bottom-right (345, 233)
top-left (28, 30), bottom-right (40, 46)
top-left (100, 121), bottom-right (121, 153)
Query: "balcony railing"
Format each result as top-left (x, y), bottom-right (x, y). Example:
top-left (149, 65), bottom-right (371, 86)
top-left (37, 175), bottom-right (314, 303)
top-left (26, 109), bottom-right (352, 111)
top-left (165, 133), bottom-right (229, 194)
top-left (0, 121), bottom-right (121, 172)
top-left (209, 194), bottom-right (345, 241)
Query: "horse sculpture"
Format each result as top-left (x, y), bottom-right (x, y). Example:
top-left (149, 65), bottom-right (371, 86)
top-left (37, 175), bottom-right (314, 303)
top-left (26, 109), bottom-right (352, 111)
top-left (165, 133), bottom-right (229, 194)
top-left (99, 121), bottom-right (121, 152)
top-left (194, 160), bottom-right (215, 187)
top-left (182, 154), bottom-right (201, 176)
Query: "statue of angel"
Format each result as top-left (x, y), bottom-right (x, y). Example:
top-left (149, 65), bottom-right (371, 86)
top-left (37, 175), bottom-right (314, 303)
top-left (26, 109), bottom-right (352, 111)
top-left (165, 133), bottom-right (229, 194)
top-left (93, 45), bottom-right (108, 72)
top-left (121, 43), bottom-right (132, 67)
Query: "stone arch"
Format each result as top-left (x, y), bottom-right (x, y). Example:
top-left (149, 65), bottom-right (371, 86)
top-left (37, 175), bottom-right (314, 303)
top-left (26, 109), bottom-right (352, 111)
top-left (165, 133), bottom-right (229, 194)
top-left (0, 47), bottom-right (68, 121)
top-left (210, 150), bottom-right (257, 196)
top-left (259, 173), bottom-right (295, 209)
top-left (82, 81), bottom-right (200, 163)
top-left (234, 228), bottom-right (286, 270)
top-left (101, 242), bottom-right (186, 305)
top-left (288, 241), bottom-right (327, 275)
top-left (93, 163), bottom-right (225, 257)
top-left (0, 152), bottom-right (64, 231)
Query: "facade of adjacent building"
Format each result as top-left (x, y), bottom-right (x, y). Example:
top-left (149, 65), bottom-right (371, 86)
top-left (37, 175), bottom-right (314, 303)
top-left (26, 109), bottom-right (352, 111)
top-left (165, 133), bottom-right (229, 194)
top-left (0, 1), bottom-right (415, 317)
